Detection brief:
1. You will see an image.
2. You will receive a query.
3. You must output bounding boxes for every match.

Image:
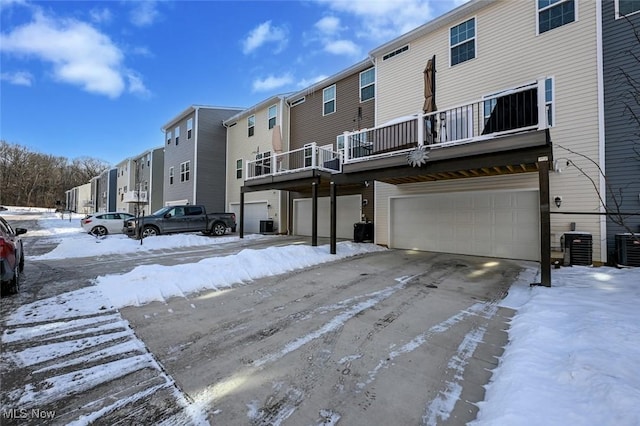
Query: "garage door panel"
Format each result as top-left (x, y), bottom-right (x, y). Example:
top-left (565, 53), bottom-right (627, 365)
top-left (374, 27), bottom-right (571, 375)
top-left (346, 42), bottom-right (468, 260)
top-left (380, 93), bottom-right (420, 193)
top-left (390, 191), bottom-right (539, 261)
top-left (230, 202), bottom-right (269, 234)
top-left (294, 195), bottom-right (361, 239)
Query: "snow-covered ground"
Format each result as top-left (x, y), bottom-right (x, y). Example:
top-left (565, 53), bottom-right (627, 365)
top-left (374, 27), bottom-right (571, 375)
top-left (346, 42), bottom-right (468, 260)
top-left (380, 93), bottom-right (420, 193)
top-left (2, 207), bottom-right (640, 425)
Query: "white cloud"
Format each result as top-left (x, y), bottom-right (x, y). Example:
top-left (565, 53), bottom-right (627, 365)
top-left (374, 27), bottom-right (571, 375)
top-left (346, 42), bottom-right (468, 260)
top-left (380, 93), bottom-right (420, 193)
top-left (252, 74), bottom-right (294, 92)
top-left (89, 7), bottom-right (112, 24)
top-left (0, 9), bottom-right (148, 98)
top-left (126, 71), bottom-right (151, 98)
top-left (296, 74), bottom-right (329, 89)
top-left (242, 21), bottom-right (288, 55)
top-left (316, 0), bottom-right (447, 41)
top-left (129, 1), bottom-right (160, 27)
top-left (324, 39), bottom-right (360, 56)
top-left (315, 16), bottom-right (342, 35)
top-left (0, 70), bottom-right (33, 86)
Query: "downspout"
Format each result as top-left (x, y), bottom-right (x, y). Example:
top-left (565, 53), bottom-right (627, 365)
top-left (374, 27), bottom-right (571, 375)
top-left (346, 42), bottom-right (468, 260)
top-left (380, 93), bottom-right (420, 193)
top-left (223, 119), bottom-right (230, 213)
top-left (596, 0), bottom-right (607, 263)
top-left (193, 107), bottom-right (199, 204)
top-left (148, 151), bottom-right (152, 214)
top-left (279, 96), bottom-right (286, 233)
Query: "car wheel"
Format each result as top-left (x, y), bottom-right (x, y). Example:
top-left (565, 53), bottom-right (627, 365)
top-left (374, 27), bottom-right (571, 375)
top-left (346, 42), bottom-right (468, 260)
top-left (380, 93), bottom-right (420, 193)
top-left (142, 226), bottom-right (159, 237)
top-left (212, 222), bottom-right (226, 236)
top-left (91, 226), bottom-right (108, 237)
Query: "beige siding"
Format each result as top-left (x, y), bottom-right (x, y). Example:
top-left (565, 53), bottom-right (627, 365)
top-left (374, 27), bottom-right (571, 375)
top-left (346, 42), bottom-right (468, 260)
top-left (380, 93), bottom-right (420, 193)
top-left (374, 0), bottom-right (603, 260)
top-left (225, 100), bottom-right (288, 233)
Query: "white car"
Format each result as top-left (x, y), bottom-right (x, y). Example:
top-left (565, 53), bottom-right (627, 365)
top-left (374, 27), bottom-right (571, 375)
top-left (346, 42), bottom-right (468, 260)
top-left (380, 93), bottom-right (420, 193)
top-left (81, 212), bottom-right (135, 236)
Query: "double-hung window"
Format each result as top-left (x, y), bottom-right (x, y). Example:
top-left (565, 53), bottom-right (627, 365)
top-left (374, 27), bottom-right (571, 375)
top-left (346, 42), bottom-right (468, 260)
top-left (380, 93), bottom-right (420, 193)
top-left (175, 126), bottom-right (180, 145)
top-left (450, 18), bottom-right (475, 66)
top-left (187, 118), bottom-right (193, 139)
top-left (248, 115), bottom-right (255, 137)
top-left (180, 161), bottom-right (190, 182)
top-left (169, 167), bottom-right (174, 185)
top-left (616, 0), bottom-right (640, 18)
top-left (166, 131), bottom-right (172, 145)
top-left (538, 0), bottom-right (575, 34)
top-left (268, 105), bottom-right (277, 129)
top-left (236, 159), bottom-right (243, 179)
top-left (360, 68), bottom-right (375, 102)
top-left (323, 85), bottom-right (336, 115)
top-left (545, 77), bottom-right (554, 127)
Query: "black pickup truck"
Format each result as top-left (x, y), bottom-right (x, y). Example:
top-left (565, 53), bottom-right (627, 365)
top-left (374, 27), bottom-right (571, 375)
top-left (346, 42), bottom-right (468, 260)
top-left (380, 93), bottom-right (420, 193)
top-left (123, 205), bottom-right (236, 238)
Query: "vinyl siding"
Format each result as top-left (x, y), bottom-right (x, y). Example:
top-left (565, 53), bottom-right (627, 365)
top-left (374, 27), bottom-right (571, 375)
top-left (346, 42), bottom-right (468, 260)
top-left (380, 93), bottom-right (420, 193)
top-left (602, 1), bottom-right (640, 259)
top-left (225, 100), bottom-right (288, 232)
top-left (374, 0), bottom-right (603, 260)
top-left (164, 111), bottom-right (197, 206)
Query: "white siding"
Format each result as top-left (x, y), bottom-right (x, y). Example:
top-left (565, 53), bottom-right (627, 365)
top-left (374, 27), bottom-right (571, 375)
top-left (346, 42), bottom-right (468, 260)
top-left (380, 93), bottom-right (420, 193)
top-left (374, 0), bottom-right (603, 260)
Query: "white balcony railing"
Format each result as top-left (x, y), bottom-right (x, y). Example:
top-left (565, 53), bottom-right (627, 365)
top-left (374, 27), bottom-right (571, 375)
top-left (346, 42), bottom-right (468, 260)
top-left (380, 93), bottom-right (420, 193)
top-left (123, 190), bottom-right (148, 203)
top-left (342, 79), bottom-right (548, 164)
top-left (246, 142), bottom-right (342, 180)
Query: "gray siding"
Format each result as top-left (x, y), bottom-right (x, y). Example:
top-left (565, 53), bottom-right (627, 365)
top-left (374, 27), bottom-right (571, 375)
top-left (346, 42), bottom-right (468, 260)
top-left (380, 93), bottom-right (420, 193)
top-left (602, 2), bottom-right (640, 259)
top-left (150, 148), bottom-right (164, 213)
top-left (164, 110), bottom-right (197, 207)
top-left (196, 108), bottom-right (239, 212)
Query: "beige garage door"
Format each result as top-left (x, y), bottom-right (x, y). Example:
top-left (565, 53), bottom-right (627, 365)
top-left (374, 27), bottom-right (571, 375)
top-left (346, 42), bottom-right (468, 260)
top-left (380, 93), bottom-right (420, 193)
top-left (230, 202), bottom-right (269, 234)
top-left (293, 195), bottom-right (361, 239)
top-left (390, 190), bottom-right (540, 261)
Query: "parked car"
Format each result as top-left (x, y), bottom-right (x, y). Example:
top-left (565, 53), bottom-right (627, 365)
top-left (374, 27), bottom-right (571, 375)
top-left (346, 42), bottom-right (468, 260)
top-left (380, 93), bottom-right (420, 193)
top-left (0, 215), bottom-right (27, 295)
top-left (81, 212), bottom-right (135, 236)
top-left (123, 205), bottom-right (236, 238)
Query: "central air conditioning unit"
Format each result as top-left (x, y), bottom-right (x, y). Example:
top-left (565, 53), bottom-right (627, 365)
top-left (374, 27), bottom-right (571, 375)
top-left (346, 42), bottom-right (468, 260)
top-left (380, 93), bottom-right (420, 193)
top-left (561, 232), bottom-right (593, 266)
top-left (615, 233), bottom-right (640, 267)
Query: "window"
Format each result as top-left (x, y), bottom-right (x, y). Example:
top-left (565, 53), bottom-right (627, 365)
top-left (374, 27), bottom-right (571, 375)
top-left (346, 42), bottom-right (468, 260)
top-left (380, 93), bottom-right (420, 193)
top-left (175, 126), bottom-right (180, 145)
top-left (147, 154), bottom-right (150, 166)
top-left (304, 144), bottom-right (314, 167)
top-left (166, 131), bottom-right (172, 145)
top-left (180, 161), bottom-right (190, 182)
top-left (255, 151), bottom-right (271, 174)
top-left (169, 167), bottom-right (174, 185)
top-left (323, 85), bottom-right (336, 115)
top-left (538, 0), bottom-right (575, 34)
top-left (382, 45), bottom-right (409, 61)
top-left (187, 118), bottom-right (193, 139)
top-left (360, 68), bottom-right (375, 102)
top-left (616, 0), bottom-right (640, 17)
top-left (545, 77), bottom-right (554, 127)
top-left (236, 159), bottom-right (242, 179)
top-left (268, 105), bottom-right (277, 129)
top-left (336, 134), bottom-right (345, 151)
top-left (450, 18), bottom-right (475, 66)
top-left (248, 115), bottom-right (255, 137)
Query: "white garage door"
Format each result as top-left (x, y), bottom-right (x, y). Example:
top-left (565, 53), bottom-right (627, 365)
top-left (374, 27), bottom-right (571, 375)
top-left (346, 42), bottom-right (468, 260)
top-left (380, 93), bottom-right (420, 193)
top-left (294, 195), bottom-right (361, 239)
top-left (390, 190), bottom-right (539, 261)
top-left (230, 202), bottom-right (269, 234)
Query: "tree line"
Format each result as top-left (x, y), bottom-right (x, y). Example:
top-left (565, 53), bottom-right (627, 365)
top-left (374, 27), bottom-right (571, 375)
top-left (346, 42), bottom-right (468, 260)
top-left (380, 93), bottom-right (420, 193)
top-left (0, 140), bottom-right (110, 208)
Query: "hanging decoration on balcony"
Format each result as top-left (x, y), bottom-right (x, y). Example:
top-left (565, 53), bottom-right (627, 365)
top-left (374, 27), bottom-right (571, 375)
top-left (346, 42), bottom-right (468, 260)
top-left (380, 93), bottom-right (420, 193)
top-left (407, 146), bottom-right (430, 167)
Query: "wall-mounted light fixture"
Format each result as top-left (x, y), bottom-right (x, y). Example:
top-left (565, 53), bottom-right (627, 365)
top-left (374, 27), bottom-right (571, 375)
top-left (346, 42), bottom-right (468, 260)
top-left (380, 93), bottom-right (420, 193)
top-left (554, 196), bottom-right (562, 208)
top-left (362, 199), bottom-right (368, 207)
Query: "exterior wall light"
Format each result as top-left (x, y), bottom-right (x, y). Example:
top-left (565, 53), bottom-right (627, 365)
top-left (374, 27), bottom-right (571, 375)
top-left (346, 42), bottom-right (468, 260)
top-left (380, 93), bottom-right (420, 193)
top-left (554, 196), bottom-right (562, 208)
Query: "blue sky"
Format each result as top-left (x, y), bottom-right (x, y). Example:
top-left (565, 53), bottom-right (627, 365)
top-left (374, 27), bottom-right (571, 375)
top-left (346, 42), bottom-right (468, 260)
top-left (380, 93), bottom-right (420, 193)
top-left (1, 0), bottom-right (462, 165)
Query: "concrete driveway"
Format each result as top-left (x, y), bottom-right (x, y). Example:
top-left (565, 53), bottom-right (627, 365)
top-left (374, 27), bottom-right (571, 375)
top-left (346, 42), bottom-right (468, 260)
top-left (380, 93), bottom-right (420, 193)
top-left (121, 248), bottom-right (528, 425)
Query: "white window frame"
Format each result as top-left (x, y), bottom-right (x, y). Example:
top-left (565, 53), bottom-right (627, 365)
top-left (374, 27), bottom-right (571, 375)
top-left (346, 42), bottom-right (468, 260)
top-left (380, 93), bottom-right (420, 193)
top-left (545, 77), bottom-right (555, 127)
top-left (166, 130), bottom-right (172, 145)
top-left (169, 167), bottom-right (174, 185)
top-left (360, 68), bottom-right (375, 102)
top-left (236, 158), bottom-right (243, 179)
top-left (187, 118), bottom-right (193, 139)
top-left (615, 0), bottom-right (640, 18)
top-left (248, 115), bottom-right (255, 137)
top-left (323, 85), bottom-right (336, 116)
top-left (180, 161), bottom-right (190, 182)
top-left (174, 126), bottom-right (180, 145)
top-left (304, 143), bottom-right (314, 167)
top-left (268, 105), bottom-right (277, 129)
top-left (449, 17), bottom-right (476, 67)
top-left (536, 0), bottom-right (577, 35)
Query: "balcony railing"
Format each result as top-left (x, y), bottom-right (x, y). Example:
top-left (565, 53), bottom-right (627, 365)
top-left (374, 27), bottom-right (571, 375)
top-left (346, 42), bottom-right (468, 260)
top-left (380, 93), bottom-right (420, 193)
top-left (342, 79), bottom-right (548, 164)
top-left (246, 143), bottom-right (342, 180)
top-left (123, 190), bottom-right (148, 203)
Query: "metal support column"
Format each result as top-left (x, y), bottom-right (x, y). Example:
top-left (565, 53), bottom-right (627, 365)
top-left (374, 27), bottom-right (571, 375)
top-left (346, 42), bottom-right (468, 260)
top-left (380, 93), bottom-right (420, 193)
top-left (535, 157), bottom-right (551, 287)
top-left (239, 190), bottom-right (245, 239)
top-left (330, 182), bottom-right (337, 254)
top-left (312, 181), bottom-right (318, 247)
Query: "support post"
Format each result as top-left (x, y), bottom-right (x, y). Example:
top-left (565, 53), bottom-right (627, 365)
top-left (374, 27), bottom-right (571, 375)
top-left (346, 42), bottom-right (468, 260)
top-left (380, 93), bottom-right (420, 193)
top-left (239, 190), bottom-right (245, 239)
top-left (312, 181), bottom-right (318, 247)
top-left (536, 157), bottom-right (551, 287)
top-left (330, 182), bottom-right (337, 254)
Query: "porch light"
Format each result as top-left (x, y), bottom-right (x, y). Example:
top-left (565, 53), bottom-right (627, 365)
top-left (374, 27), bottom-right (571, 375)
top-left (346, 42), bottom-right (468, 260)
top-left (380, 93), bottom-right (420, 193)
top-left (554, 196), bottom-right (562, 208)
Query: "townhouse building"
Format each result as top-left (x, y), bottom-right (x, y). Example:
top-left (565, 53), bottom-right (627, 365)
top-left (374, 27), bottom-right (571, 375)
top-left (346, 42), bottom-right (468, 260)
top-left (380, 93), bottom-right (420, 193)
top-left (115, 158), bottom-right (135, 214)
top-left (65, 182), bottom-right (92, 214)
top-left (602, 0), bottom-right (640, 263)
top-left (162, 105), bottom-right (242, 211)
top-left (224, 95), bottom-right (289, 234)
top-left (95, 168), bottom-right (117, 213)
top-left (129, 147), bottom-right (165, 217)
